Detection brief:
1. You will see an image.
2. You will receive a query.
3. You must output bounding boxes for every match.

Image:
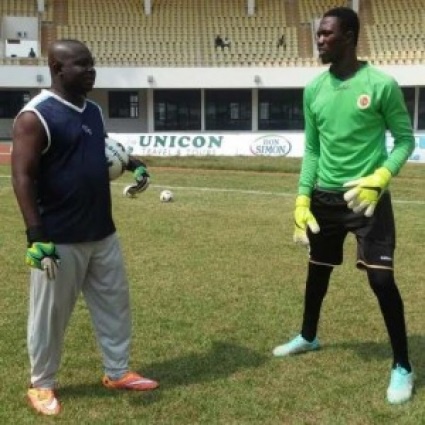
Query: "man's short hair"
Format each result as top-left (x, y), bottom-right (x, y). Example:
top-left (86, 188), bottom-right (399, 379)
top-left (323, 7), bottom-right (360, 46)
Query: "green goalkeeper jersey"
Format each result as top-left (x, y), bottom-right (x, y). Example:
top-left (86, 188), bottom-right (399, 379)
top-left (298, 62), bottom-right (414, 196)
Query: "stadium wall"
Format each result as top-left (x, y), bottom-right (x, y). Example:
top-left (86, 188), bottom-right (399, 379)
top-left (1, 64), bottom-right (425, 89)
top-left (109, 132), bottom-right (425, 163)
top-left (2, 131), bottom-right (423, 164)
top-left (1, 64), bottom-right (425, 156)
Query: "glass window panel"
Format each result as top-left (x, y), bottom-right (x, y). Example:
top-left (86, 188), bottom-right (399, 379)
top-left (109, 91), bottom-right (139, 119)
top-left (417, 87), bottom-right (425, 130)
top-left (258, 89), bottom-right (304, 130)
top-left (401, 87), bottom-right (415, 128)
top-left (0, 90), bottom-right (30, 118)
top-left (205, 89), bottom-right (251, 131)
top-left (154, 89), bottom-right (201, 131)
top-left (259, 102), bottom-right (269, 120)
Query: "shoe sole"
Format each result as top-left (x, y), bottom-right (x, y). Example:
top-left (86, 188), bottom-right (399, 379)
top-left (387, 388), bottom-right (414, 405)
top-left (387, 394), bottom-right (413, 405)
top-left (27, 395), bottom-right (60, 416)
top-left (102, 378), bottom-right (159, 391)
top-left (104, 384), bottom-right (159, 391)
top-left (273, 344), bottom-right (320, 357)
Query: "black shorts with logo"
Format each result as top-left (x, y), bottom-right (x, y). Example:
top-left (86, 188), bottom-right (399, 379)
top-left (308, 189), bottom-right (396, 270)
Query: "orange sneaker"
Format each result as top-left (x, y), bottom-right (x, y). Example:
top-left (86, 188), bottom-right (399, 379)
top-left (102, 371), bottom-right (159, 391)
top-left (27, 387), bottom-right (61, 416)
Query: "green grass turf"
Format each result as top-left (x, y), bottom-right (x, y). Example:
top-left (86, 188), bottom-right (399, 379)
top-left (0, 158), bottom-right (423, 424)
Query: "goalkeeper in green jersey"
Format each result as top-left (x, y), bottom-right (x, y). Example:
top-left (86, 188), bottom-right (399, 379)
top-left (272, 7), bottom-right (415, 405)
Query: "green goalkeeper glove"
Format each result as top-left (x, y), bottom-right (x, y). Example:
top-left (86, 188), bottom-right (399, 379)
top-left (134, 163), bottom-right (150, 181)
top-left (293, 195), bottom-right (320, 246)
top-left (25, 226), bottom-right (60, 280)
top-left (343, 167), bottom-right (392, 217)
top-left (123, 159), bottom-right (150, 197)
top-left (26, 242), bottom-right (60, 280)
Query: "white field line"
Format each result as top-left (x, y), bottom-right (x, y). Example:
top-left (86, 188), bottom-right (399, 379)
top-left (116, 182), bottom-right (425, 206)
top-left (148, 184), bottom-right (294, 198)
top-left (1, 175), bottom-right (424, 206)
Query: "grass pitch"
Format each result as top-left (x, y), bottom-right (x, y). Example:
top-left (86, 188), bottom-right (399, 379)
top-left (0, 157), bottom-right (424, 424)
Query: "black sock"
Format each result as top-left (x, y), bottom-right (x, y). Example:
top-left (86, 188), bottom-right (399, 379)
top-left (301, 263), bottom-right (333, 342)
top-left (367, 268), bottom-right (411, 372)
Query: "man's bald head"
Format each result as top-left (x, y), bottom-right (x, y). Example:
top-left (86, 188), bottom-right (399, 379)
top-left (48, 39), bottom-right (90, 70)
top-left (47, 39), bottom-right (96, 100)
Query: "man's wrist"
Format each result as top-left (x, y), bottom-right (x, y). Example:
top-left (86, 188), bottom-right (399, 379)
top-left (298, 186), bottom-right (312, 197)
top-left (375, 167), bottom-right (392, 181)
top-left (126, 157), bottom-right (146, 172)
top-left (26, 225), bottom-right (48, 246)
top-left (295, 195), bottom-right (311, 208)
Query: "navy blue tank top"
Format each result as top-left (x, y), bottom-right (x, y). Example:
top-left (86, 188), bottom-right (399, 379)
top-left (21, 90), bottom-right (115, 243)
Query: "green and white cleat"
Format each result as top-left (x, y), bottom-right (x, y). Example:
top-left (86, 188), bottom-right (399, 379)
top-left (387, 365), bottom-right (414, 404)
top-left (273, 334), bottom-right (320, 357)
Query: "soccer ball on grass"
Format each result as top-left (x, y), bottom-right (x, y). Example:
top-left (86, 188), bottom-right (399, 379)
top-left (160, 190), bottom-right (174, 202)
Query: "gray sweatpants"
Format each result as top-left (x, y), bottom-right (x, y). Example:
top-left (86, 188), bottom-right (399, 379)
top-left (28, 233), bottom-right (131, 388)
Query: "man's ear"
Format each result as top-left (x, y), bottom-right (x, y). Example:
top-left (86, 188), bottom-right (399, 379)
top-left (345, 30), bottom-right (355, 45)
top-left (51, 60), bottom-right (63, 75)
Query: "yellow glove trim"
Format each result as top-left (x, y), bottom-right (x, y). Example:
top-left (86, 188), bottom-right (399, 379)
top-left (295, 195), bottom-right (311, 208)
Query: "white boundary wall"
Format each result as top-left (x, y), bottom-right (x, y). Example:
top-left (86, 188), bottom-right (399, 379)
top-left (1, 63), bottom-right (425, 89)
top-left (110, 132), bottom-right (425, 163)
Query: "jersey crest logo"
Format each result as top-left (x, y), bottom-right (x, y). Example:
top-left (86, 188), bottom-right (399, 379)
top-left (357, 94), bottom-right (371, 109)
top-left (82, 124), bottom-right (93, 135)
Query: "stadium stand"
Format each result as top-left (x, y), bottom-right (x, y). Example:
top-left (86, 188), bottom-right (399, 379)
top-left (0, 0), bottom-right (424, 69)
top-left (57, 0), bottom-right (326, 66)
top-left (1, 0), bottom-right (424, 67)
top-left (0, 0), bottom-right (37, 17)
top-left (364, 0), bottom-right (425, 64)
top-left (0, 0), bottom-right (328, 67)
